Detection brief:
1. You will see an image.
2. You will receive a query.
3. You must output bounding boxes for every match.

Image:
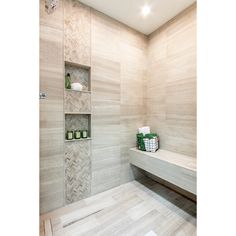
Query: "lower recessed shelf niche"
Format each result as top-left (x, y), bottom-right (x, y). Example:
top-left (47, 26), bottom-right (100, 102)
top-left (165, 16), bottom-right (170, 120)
top-left (65, 114), bottom-right (91, 140)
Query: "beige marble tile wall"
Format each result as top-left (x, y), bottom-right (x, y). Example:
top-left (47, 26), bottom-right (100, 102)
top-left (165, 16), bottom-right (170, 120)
top-left (90, 10), bottom-right (148, 194)
top-left (120, 27), bottom-right (148, 184)
top-left (90, 10), bottom-right (122, 194)
top-left (40, 0), bottom-right (64, 213)
top-left (63, 1), bottom-right (147, 198)
top-left (40, 0), bottom-right (196, 213)
top-left (146, 3), bottom-right (196, 157)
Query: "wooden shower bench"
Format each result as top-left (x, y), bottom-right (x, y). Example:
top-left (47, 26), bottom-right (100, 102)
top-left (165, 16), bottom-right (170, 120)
top-left (129, 148), bottom-right (196, 195)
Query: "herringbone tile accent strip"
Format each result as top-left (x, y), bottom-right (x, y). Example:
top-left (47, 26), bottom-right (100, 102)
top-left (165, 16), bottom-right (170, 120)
top-left (64, 90), bottom-right (91, 113)
top-left (64, 0), bottom-right (91, 66)
top-left (65, 141), bottom-right (91, 204)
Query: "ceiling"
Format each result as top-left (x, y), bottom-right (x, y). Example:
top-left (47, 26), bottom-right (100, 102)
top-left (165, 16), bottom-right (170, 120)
top-left (79, 0), bottom-right (196, 35)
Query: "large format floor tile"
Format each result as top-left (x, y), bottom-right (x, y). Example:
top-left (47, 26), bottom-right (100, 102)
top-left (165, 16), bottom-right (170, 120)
top-left (40, 177), bottom-right (196, 236)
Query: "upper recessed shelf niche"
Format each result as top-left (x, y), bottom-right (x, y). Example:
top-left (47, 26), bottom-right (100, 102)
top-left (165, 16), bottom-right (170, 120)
top-left (64, 61), bottom-right (91, 114)
top-left (65, 61), bottom-right (91, 92)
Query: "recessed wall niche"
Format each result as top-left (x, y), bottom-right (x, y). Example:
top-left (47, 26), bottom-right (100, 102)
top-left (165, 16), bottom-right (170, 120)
top-left (64, 60), bottom-right (92, 204)
top-left (64, 61), bottom-right (91, 114)
top-left (65, 114), bottom-right (91, 141)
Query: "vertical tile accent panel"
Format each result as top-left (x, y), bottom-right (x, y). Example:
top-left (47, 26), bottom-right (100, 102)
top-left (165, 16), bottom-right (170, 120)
top-left (91, 10), bottom-right (121, 195)
top-left (65, 141), bottom-right (91, 204)
top-left (40, 0), bottom-right (64, 214)
top-left (64, 90), bottom-right (91, 113)
top-left (63, 0), bottom-right (92, 208)
top-left (147, 4), bottom-right (196, 157)
top-left (90, 9), bottom-right (148, 194)
top-left (64, 0), bottom-right (91, 66)
top-left (120, 26), bottom-right (148, 184)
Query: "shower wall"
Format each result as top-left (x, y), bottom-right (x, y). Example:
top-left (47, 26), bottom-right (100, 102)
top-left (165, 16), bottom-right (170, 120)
top-left (63, 0), bottom-right (147, 199)
top-left (40, 0), bottom-right (196, 214)
top-left (40, 0), bottom-right (64, 213)
top-left (40, 0), bottom-right (147, 214)
top-left (146, 3), bottom-right (196, 157)
top-left (91, 10), bottom-right (147, 194)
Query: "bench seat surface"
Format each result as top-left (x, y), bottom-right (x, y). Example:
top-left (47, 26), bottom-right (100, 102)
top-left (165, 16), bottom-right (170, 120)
top-left (129, 148), bottom-right (196, 195)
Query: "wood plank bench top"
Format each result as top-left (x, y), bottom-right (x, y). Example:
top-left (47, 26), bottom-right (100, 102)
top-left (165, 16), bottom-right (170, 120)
top-left (129, 148), bottom-right (196, 195)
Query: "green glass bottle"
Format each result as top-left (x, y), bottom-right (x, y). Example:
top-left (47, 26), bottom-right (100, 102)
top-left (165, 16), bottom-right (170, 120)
top-left (65, 73), bottom-right (71, 89)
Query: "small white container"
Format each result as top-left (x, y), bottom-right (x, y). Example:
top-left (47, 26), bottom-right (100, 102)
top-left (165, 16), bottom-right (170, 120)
top-left (71, 82), bottom-right (83, 91)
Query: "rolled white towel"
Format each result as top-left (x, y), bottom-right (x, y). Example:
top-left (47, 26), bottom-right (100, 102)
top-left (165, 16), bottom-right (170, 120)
top-left (71, 82), bottom-right (83, 91)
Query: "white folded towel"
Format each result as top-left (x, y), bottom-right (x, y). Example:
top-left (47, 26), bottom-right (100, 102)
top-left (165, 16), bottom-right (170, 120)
top-left (138, 126), bottom-right (150, 135)
top-left (71, 82), bottom-right (83, 91)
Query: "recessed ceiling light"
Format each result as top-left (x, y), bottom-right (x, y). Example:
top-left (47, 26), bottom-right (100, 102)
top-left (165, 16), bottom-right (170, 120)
top-left (141, 5), bottom-right (151, 17)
